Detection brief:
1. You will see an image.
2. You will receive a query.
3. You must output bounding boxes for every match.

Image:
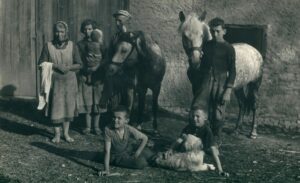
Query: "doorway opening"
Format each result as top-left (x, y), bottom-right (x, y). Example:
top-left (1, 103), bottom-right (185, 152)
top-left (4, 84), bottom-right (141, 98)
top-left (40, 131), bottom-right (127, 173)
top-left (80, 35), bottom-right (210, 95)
top-left (224, 24), bottom-right (267, 59)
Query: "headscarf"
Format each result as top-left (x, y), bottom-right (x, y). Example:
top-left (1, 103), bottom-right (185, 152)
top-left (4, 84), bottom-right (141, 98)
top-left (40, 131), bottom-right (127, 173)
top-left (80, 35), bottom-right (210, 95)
top-left (52, 21), bottom-right (69, 45)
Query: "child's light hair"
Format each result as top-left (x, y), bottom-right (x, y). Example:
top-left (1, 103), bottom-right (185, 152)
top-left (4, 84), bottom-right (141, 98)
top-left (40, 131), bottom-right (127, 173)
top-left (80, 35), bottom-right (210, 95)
top-left (91, 29), bottom-right (103, 44)
top-left (190, 107), bottom-right (208, 120)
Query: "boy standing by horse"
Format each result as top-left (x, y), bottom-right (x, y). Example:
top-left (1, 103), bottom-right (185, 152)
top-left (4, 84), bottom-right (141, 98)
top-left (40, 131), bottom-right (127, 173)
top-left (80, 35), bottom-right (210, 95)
top-left (99, 106), bottom-right (155, 176)
top-left (195, 17), bottom-right (236, 139)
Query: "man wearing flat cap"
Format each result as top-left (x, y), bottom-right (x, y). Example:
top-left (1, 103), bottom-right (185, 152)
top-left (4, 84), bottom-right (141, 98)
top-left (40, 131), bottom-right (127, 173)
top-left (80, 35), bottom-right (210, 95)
top-left (110, 10), bottom-right (132, 53)
top-left (100, 10), bottom-right (137, 113)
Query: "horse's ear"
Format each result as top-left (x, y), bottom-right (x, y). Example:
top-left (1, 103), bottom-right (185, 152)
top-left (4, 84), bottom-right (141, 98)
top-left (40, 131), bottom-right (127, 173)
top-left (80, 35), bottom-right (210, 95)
top-left (203, 24), bottom-right (213, 41)
top-left (129, 32), bottom-right (135, 38)
top-left (129, 32), bottom-right (138, 43)
top-left (136, 37), bottom-right (146, 56)
top-left (179, 11), bottom-right (185, 22)
top-left (199, 11), bottom-right (207, 21)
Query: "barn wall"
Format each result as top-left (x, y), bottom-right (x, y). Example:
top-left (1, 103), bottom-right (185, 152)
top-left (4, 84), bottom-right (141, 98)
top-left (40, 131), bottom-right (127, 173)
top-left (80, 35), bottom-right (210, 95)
top-left (0, 0), bottom-right (36, 98)
top-left (129, 0), bottom-right (300, 131)
top-left (36, 0), bottom-right (125, 55)
top-left (0, 0), bottom-right (126, 98)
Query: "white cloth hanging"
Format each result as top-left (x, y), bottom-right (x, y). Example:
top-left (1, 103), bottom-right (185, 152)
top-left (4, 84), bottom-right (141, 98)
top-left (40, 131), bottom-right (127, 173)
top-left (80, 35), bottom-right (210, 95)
top-left (37, 62), bottom-right (53, 110)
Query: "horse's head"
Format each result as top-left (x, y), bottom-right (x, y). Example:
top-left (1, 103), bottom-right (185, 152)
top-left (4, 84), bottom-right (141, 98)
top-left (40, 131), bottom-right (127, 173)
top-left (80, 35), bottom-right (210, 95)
top-left (112, 32), bottom-right (139, 63)
top-left (178, 11), bottom-right (212, 69)
top-left (112, 31), bottom-right (163, 64)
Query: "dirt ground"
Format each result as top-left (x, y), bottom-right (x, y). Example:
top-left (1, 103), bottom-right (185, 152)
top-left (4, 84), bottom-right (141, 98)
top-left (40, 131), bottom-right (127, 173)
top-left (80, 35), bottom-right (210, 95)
top-left (0, 100), bottom-right (299, 183)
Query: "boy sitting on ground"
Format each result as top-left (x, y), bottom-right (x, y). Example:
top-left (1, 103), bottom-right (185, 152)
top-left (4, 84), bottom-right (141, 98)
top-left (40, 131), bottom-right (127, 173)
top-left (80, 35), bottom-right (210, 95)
top-left (155, 134), bottom-right (215, 171)
top-left (166, 107), bottom-right (229, 176)
top-left (99, 105), bottom-right (155, 176)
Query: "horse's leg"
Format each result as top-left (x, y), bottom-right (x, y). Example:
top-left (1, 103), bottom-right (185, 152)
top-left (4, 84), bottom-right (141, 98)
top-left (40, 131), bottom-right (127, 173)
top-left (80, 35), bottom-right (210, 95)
top-left (249, 78), bottom-right (262, 139)
top-left (234, 88), bottom-right (245, 134)
top-left (127, 88), bottom-right (135, 112)
top-left (250, 106), bottom-right (258, 139)
top-left (137, 86), bottom-right (147, 130)
top-left (152, 84), bottom-right (161, 133)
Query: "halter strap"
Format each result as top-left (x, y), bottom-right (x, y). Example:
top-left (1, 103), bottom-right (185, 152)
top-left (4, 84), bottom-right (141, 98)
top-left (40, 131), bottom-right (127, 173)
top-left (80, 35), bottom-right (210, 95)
top-left (189, 47), bottom-right (202, 53)
top-left (187, 46), bottom-right (204, 59)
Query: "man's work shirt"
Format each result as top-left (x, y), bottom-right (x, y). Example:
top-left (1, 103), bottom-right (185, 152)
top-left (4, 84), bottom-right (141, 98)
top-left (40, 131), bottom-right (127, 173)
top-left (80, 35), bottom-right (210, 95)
top-left (201, 40), bottom-right (236, 90)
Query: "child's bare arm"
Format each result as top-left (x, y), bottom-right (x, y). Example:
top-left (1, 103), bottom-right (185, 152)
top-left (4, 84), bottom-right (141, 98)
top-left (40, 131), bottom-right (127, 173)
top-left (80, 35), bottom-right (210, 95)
top-left (134, 134), bottom-right (148, 158)
top-left (104, 141), bottom-right (111, 174)
top-left (211, 146), bottom-right (229, 176)
top-left (211, 146), bottom-right (222, 172)
top-left (168, 137), bottom-right (184, 153)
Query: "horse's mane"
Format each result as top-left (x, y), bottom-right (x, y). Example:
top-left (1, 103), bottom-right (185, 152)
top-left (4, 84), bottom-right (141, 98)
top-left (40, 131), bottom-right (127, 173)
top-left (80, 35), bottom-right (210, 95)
top-left (178, 12), bottom-right (212, 42)
top-left (136, 31), bottom-right (163, 58)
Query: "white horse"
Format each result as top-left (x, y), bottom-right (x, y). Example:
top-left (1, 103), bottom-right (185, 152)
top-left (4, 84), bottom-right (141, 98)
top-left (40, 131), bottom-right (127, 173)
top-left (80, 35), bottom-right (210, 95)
top-left (178, 11), bottom-right (263, 139)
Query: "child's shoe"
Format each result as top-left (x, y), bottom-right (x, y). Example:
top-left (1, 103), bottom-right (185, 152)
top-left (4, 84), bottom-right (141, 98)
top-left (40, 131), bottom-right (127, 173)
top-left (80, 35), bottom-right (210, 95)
top-left (82, 128), bottom-right (91, 135)
top-left (94, 128), bottom-right (101, 135)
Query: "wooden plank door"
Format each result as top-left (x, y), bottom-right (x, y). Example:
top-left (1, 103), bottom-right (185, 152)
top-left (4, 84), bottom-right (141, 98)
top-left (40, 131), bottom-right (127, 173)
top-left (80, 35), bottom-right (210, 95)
top-left (0, 0), bottom-right (37, 99)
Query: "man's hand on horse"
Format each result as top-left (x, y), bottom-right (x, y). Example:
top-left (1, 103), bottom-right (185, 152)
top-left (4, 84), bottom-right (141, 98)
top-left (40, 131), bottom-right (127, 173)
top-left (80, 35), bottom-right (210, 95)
top-left (106, 64), bottom-right (122, 76)
top-left (220, 88), bottom-right (232, 105)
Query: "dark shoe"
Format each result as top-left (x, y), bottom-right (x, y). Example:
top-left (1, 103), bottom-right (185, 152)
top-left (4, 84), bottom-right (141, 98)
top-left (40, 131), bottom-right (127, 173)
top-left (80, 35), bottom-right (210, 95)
top-left (82, 128), bottom-right (91, 135)
top-left (94, 128), bottom-right (102, 135)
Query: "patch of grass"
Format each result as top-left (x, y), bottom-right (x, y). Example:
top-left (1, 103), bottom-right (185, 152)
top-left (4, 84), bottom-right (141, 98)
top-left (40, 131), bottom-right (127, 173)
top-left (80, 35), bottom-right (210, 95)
top-left (0, 174), bottom-right (20, 183)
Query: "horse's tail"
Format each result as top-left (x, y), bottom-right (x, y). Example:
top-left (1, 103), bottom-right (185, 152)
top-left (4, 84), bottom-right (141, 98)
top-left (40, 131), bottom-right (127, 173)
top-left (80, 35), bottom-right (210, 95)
top-left (243, 75), bottom-right (262, 115)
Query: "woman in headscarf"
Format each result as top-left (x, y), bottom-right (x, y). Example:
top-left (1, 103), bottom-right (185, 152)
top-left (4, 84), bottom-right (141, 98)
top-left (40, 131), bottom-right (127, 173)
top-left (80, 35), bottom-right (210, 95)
top-left (77, 19), bottom-right (106, 135)
top-left (38, 21), bottom-right (82, 143)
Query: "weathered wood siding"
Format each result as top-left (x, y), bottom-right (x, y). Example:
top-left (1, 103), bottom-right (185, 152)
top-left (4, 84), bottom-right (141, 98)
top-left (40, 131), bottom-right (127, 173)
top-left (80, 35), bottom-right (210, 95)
top-left (0, 0), bottom-right (36, 98)
top-left (0, 0), bottom-right (128, 98)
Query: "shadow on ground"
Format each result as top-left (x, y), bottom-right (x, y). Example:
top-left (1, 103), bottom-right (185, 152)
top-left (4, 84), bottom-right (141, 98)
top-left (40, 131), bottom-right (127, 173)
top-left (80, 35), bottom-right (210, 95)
top-left (31, 142), bottom-right (103, 171)
top-left (0, 117), bottom-right (52, 138)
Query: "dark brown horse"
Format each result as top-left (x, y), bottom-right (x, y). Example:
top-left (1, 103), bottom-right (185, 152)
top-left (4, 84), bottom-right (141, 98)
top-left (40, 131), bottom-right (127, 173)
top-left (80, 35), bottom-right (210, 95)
top-left (178, 11), bottom-right (263, 139)
top-left (111, 31), bottom-right (166, 132)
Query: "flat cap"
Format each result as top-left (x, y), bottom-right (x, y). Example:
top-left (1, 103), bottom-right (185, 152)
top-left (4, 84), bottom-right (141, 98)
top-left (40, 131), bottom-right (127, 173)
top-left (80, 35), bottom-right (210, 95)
top-left (113, 10), bottom-right (132, 18)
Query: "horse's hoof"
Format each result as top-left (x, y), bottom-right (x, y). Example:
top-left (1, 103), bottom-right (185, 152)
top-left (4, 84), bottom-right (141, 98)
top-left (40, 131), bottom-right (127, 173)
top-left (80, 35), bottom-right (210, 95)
top-left (250, 133), bottom-right (257, 139)
top-left (82, 128), bottom-right (91, 135)
top-left (231, 129), bottom-right (240, 136)
top-left (153, 130), bottom-right (160, 138)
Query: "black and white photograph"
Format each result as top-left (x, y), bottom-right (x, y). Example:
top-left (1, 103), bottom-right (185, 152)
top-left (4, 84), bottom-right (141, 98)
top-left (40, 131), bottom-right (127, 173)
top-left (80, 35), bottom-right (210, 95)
top-left (0, 0), bottom-right (299, 182)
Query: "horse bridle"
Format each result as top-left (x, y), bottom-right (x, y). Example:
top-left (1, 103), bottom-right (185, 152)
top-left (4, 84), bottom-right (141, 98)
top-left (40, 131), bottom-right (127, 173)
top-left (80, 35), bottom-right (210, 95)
top-left (188, 46), bottom-right (203, 54)
top-left (186, 46), bottom-right (204, 58)
top-left (186, 46), bottom-right (204, 67)
top-left (114, 33), bottom-right (138, 66)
